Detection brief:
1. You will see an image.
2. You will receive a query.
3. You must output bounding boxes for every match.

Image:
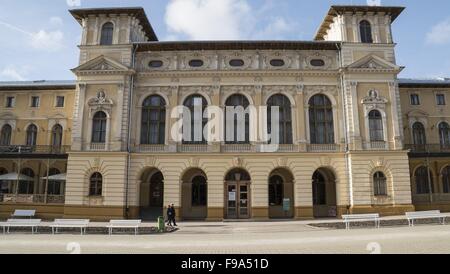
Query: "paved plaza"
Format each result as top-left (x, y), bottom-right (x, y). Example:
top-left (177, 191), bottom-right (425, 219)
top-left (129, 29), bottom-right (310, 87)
top-left (1, 219), bottom-right (450, 254)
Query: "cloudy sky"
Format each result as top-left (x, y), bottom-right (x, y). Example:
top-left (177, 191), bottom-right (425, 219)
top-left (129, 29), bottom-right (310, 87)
top-left (0, 0), bottom-right (449, 81)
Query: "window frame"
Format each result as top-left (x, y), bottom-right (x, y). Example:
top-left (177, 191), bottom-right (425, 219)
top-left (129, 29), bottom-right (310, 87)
top-left (182, 94), bottom-right (208, 144)
top-left (309, 94), bottom-right (335, 145)
top-left (359, 20), bottom-right (373, 43)
top-left (141, 95), bottom-right (166, 145)
top-left (30, 96), bottom-right (40, 108)
top-left (267, 94), bottom-right (293, 145)
top-left (368, 110), bottom-right (384, 142)
top-left (225, 94), bottom-right (250, 144)
top-left (89, 172), bottom-right (103, 197)
top-left (91, 111), bottom-right (107, 144)
top-left (100, 22), bottom-right (114, 46)
top-left (436, 94), bottom-right (446, 106)
top-left (0, 124), bottom-right (12, 146)
top-left (55, 96), bottom-right (65, 108)
top-left (5, 96), bottom-right (15, 108)
top-left (373, 171), bottom-right (387, 196)
top-left (26, 124), bottom-right (38, 146)
top-left (410, 94), bottom-right (420, 106)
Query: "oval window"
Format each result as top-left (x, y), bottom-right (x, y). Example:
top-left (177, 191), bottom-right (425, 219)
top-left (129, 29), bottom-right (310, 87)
top-left (229, 59), bottom-right (245, 67)
top-left (189, 59), bottom-right (204, 67)
top-left (310, 59), bottom-right (325, 67)
top-left (270, 59), bottom-right (285, 67)
top-left (149, 60), bottom-right (163, 68)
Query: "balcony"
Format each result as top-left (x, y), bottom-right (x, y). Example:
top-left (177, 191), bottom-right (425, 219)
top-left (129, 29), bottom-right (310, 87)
top-left (222, 144), bottom-right (255, 153)
top-left (133, 144), bottom-right (168, 153)
top-left (178, 144), bottom-right (209, 153)
top-left (405, 144), bottom-right (450, 153)
top-left (0, 194), bottom-right (65, 204)
top-left (0, 145), bottom-right (70, 155)
top-left (89, 143), bottom-right (106, 151)
top-left (412, 193), bottom-right (450, 204)
top-left (364, 141), bottom-right (388, 150)
top-left (307, 144), bottom-right (340, 152)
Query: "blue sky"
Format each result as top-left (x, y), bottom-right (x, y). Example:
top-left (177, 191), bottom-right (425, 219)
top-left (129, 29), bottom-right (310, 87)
top-left (0, 0), bottom-right (449, 81)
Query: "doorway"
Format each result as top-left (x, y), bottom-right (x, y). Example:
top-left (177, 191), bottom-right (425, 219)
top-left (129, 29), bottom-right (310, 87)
top-left (140, 169), bottom-right (164, 221)
top-left (225, 169), bottom-right (251, 219)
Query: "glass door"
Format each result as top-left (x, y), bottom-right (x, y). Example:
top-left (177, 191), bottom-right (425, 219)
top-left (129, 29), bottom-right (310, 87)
top-left (226, 182), bottom-right (250, 219)
top-left (227, 184), bottom-right (238, 219)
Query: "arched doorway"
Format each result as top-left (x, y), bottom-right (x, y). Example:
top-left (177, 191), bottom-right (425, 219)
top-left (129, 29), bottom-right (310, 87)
top-left (139, 169), bottom-right (164, 221)
top-left (269, 168), bottom-right (294, 219)
top-left (312, 168), bottom-right (337, 218)
top-left (181, 168), bottom-right (207, 220)
top-left (225, 168), bottom-right (251, 219)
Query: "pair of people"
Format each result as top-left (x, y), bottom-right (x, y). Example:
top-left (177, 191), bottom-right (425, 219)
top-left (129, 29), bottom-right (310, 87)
top-left (166, 204), bottom-right (177, 227)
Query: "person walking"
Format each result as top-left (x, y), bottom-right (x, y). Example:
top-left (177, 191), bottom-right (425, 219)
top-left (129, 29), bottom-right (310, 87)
top-left (166, 204), bottom-right (173, 227)
top-left (170, 203), bottom-right (177, 226)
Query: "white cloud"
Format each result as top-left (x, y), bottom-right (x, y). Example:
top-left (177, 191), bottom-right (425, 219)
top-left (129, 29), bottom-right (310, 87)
top-left (164, 0), bottom-right (296, 41)
top-left (426, 18), bottom-right (450, 45)
top-left (165, 0), bottom-right (252, 40)
top-left (30, 30), bottom-right (64, 51)
top-left (0, 20), bottom-right (64, 51)
top-left (49, 17), bottom-right (64, 27)
top-left (0, 66), bottom-right (28, 81)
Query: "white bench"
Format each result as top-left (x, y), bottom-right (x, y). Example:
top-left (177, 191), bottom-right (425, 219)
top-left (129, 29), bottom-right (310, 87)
top-left (107, 220), bottom-right (141, 235)
top-left (0, 219), bottom-right (41, 234)
top-left (50, 219), bottom-right (90, 235)
top-left (342, 214), bottom-right (380, 230)
top-left (11, 210), bottom-right (36, 219)
top-left (405, 210), bottom-right (446, 226)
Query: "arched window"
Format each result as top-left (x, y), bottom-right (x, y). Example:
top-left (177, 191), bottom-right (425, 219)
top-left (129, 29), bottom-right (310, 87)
top-left (373, 172), bottom-right (387, 196)
top-left (415, 167), bottom-right (433, 194)
top-left (47, 168), bottom-right (62, 195)
top-left (312, 171), bottom-right (326, 205)
top-left (0, 124), bottom-right (12, 146)
top-left (0, 168), bottom-right (9, 194)
top-left (225, 94), bottom-right (250, 144)
top-left (360, 20), bottom-right (373, 43)
top-left (412, 122), bottom-right (427, 146)
top-left (19, 168), bottom-right (34, 194)
top-left (92, 112), bottom-right (107, 143)
top-left (26, 124), bottom-right (37, 146)
top-left (51, 124), bottom-right (63, 147)
top-left (89, 172), bottom-right (103, 196)
top-left (141, 95), bottom-right (166, 145)
top-left (100, 22), bottom-right (114, 45)
top-left (191, 175), bottom-right (207, 206)
top-left (309, 94), bottom-right (334, 144)
top-left (269, 175), bottom-right (284, 206)
top-left (369, 110), bottom-right (384, 142)
top-left (268, 94), bottom-right (292, 144)
top-left (439, 122), bottom-right (450, 148)
top-left (183, 95), bottom-right (208, 144)
top-left (442, 166), bottom-right (450, 194)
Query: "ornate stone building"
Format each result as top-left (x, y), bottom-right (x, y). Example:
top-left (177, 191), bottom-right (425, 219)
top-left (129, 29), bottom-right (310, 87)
top-left (0, 5), bottom-right (449, 221)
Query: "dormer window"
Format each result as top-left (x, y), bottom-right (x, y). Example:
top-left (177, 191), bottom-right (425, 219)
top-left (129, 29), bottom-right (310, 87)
top-left (359, 20), bottom-right (373, 43)
top-left (149, 60), bottom-right (164, 68)
top-left (270, 59), bottom-right (285, 67)
top-left (189, 59), bottom-right (204, 68)
top-left (100, 22), bottom-right (114, 45)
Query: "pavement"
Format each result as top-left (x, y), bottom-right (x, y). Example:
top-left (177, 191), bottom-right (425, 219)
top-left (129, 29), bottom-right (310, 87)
top-left (1, 215), bottom-right (450, 254)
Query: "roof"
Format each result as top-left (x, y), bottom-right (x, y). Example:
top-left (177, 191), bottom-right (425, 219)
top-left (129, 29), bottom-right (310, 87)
top-left (315, 5), bottom-right (405, 41)
top-left (135, 40), bottom-right (341, 52)
top-left (398, 78), bottom-right (450, 88)
top-left (0, 80), bottom-right (76, 91)
top-left (69, 7), bottom-right (158, 41)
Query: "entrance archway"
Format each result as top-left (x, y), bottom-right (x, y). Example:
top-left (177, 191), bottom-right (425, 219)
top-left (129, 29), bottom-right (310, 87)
top-left (269, 168), bottom-right (294, 219)
top-left (312, 168), bottom-right (337, 218)
top-left (225, 168), bottom-right (251, 219)
top-left (181, 168), bottom-right (207, 220)
top-left (140, 169), bottom-right (164, 221)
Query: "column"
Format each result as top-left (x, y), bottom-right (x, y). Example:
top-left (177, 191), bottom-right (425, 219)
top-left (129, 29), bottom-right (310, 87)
top-left (72, 83), bottom-right (86, 151)
top-left (389, 81), bottom-right (403, 149)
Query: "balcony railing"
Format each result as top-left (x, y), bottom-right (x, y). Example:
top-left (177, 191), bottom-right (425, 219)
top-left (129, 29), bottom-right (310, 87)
top-left (307, 144), bottom-right (340, 152)
top-left (405, 144), bottom-right (450, 153)
top-left (133, 144), bottom-right (167, 153)
top-left (0, 145), bottom-right (70, 155)
top-left (222, 144), bottom-right (254, 153)
top-left (178, 144), bottom-right (209, 153)
top-left (412, 193), bottom-right (450, 204)
top-left (364, 141), bottom-right (388, 150)
top-left (90, 143), bottom-right (106, 151)
top-left (0, 194), bottom-right (65, 204)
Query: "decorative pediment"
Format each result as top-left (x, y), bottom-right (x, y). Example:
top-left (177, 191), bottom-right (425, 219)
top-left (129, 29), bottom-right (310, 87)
top-left (347, 55), bottom-right (402, 72)
top-left (362, 89), bottom-right (388, 104)
top-left (72, 55), bottom-right (135, 75)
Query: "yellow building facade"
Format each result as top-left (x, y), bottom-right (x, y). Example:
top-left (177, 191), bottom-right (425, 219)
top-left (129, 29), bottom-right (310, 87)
top-left (0, 5), bottom-right (449, 221)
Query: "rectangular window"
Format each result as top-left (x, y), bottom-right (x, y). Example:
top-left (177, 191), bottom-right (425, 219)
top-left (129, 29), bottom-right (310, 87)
top-left (31, 96), bottom-right (40, 108)
top-left (410, 94), bottom-right (420, 105)
top-left (437, 94), bottom-right (446, 106)
top-left (56, 96), bottom-right (65, 107)
top-left (6, 96), bottom-right (15, 108)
